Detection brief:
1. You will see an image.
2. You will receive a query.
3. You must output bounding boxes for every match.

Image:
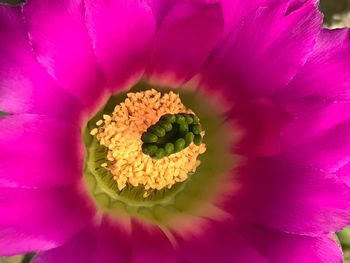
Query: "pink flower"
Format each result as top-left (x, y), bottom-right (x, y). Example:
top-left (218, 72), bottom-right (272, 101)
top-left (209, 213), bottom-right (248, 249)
top-left (0, 0), bottom-right (349, 262)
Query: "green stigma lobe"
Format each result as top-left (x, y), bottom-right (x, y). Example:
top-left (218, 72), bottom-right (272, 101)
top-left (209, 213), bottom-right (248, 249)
top-left (141, 113), bottom-right (203, 159)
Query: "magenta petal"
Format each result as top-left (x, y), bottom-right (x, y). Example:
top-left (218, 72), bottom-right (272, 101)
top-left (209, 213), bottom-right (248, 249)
top-left (284, 0), bottom-right (320, 13)
top-left (22, 0), bottom-right (107, 110)
top-left (147, 0), bottom-right (177, 25)
top-left (337, 162), bottom-right (350, 188)
top-left (219, 0), bottom-right (320, 36)
top-left (49, 219), bottom-right (174, 262)
top-left (32, 217), bottom-right (177, 263)
top-left (201, 1), bottom-right (322, 103)
top-left (84, 0), bottom-right (156, 91)
top-left (239, 222), bottom-right (342, 263)
top-left (219, 0), bottom-right (264, 36)
top-left (0, 114), bottom-right (83, 188)
top-left (175, 220), bottom-right (267, 263)
top-left (32, 216), bottom-right (131, 263)
top-left (297, 119), bottom-right (350, 173)
top-left (31, 226), bottom-right (98, 263)
top-left (233, 98), bottom-right (293, 157)
top-left (0, 185), bottom-right (95, 256)
top-left (281, 101), bottom-right (350, 173)
top-left (271, 28), bottom-right (350, 186)
top-left (131, 221), bottom-right (176, 263)
top-left (281, 101), bottom-right (350, 145)
top-left (231, 157), bottom-right (350, 235)
top-left (275, 28), bottom-right (350, 102)
top-left (219, 0), bottom-right (319, 35)
top-left (0, 5), bottom-right (83, 123)
top-left (91, 216), bottom-right (131, 263)
top-left (146, 1), bottom-right (224, 85)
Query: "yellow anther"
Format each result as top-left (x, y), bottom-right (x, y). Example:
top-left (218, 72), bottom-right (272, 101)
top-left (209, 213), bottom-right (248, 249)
top-left (96, 120), bottom-right (103, 126)
top-left (91, 90), bottom-right (206, 196)
top-left (90, 128), bottom-right (98, 136)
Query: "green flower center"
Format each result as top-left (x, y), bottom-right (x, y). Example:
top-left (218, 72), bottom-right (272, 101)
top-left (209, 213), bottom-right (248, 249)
top-left (83, 81), bottom-right (236, 227)
top-left (88, 88), bottom-right (206, 197)
top-left (141, 113), bottom-right (203, 159)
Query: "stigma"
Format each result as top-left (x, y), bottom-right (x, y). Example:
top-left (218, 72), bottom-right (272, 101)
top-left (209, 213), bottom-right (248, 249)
top-left (90, 89), bottom-right (206, 197)
top-left (141, 112), bottom-right (203, 159)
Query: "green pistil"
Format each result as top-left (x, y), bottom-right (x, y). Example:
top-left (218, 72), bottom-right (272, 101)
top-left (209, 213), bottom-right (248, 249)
top-left (141, 113), bottom-right (203, 159)
top-left (141, 133), bottom-right (158, 143)
top-left (194, 134), bottom-right (202, 146)
top-left (184, 132), bottom-right (194, 146)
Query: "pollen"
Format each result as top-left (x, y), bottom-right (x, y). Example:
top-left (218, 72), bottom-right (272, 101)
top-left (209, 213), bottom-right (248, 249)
top-left (90, 89), bottom-right (206, 197)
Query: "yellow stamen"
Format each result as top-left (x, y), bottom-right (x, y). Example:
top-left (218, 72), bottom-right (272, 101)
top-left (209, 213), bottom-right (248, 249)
top-left (90, 89), bottom-right (206, 196)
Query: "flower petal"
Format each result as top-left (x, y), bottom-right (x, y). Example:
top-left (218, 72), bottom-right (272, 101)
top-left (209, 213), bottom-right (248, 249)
top-left (84, 0), bottom-right (156, 90)
top-left (281, 101), bottom-right (350, 173)
top-left (146, 0), bottom-right (177, 25)
top-left (22, 0), bottom-right (107, 110)
top-left (271, 28), bottom-right (350, 187)
top-left (146, 1), bottom-right (224, 85)
top-left (231, 157), bottom-right (350, 235)
top-left (285, 0), bottom-right (319, 13)
top-left (91, 217), bottom-right (131, 263)
top-left (32, 216), bottom-right (178, 263)
top-left (336, 162), bottom-right (350, 188)
top-left (131, 221), bottom-right (176, 263)
top-left (219, 0), bottom-right (264, 35)
top-left (238, 222), bottom-right (343, 263)
top-left (201, 1), bottom-right (322, 104)
top-left (233, 98), bottom-right (293, 157)
top-left (31, 226), bottom-right (98, 263)
top-left (218, 0), bottom-right (319, 35)
top-left (0, 114), bottom-right (83, 188)
top-left (0, 185), bottom-right (95, 256)
top-left (175, 220), bottom-right (267, 263)
top-left (0, 5), bottom-right (83, 123)
top-left (275, 28), bottom-right (350, 102)
top-left (31, 216), bottom-right (131, 263)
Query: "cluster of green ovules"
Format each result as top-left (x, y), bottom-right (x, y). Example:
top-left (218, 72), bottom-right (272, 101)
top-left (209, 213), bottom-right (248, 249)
top-left (141, 113), bottom-right (203, 159)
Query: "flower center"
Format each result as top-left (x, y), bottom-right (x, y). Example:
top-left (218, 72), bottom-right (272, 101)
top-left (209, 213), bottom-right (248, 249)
top-left (90, 89), bottom-right (206, 197)
top-left (141, 113), bottom-right (203, 159)
top-left (83, 81), bottom-right (236, 228)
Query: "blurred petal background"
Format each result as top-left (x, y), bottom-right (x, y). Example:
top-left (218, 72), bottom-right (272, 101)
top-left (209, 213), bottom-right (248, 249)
top-left (320, 4), bottom-right (350, 262)
top-left (320, 0), bottom-right (350, 28)
top-left (339, 228), bottom-right (350, 262)
top-left (0, 0), bottom-right (349, 262)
